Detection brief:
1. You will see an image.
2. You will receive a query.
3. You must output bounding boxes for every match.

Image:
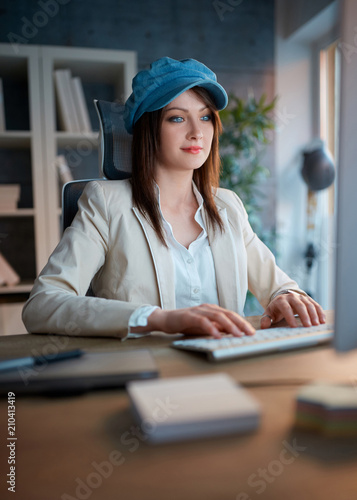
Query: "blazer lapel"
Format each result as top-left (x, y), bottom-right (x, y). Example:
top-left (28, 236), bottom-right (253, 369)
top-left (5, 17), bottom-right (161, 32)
top-left (204, 206), bottom-right (243, 314)
top-left (132, 207), bottom-right (176, 310)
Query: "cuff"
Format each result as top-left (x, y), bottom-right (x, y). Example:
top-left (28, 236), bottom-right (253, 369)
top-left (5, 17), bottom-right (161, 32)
top-left (126, 305), bottom-right (160, 339)
top-left (269, 288), bottom-right (308, 303)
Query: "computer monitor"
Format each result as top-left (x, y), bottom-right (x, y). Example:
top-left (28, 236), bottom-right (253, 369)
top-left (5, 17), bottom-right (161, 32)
top-left (334, 0), bottom-right (357, 351)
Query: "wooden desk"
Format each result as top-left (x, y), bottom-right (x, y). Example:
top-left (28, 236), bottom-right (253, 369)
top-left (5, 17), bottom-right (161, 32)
top-left (1, 312), bottom-right (357, 500)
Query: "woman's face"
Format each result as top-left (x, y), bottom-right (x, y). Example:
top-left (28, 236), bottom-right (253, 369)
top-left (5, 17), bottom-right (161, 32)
top-left (155, 89), bottom-right (214, 174)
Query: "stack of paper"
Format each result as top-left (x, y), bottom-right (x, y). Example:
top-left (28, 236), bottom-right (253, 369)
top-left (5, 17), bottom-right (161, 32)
top-left (0, 184), bottom-right (20, 211)
top-left (127, 373), bottom-right (261, 443)
top-left (295, 382), bottom-right (357, 436)
top-left (54, 69), bottom-right (92, 133)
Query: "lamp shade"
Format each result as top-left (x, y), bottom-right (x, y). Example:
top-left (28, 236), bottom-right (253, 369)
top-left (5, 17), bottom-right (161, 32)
top-left (301, 147), bottom-right (335, 191)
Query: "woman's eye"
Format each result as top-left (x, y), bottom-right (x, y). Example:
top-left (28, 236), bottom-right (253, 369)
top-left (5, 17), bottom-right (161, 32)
top-left (201, 114), bottom-right (212, 122)
top-left (168, 116), bottom-right (184, 123)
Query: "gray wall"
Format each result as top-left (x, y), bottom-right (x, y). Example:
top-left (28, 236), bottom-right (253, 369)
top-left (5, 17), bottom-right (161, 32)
top-left (0, 0), bottom-right (275, 98)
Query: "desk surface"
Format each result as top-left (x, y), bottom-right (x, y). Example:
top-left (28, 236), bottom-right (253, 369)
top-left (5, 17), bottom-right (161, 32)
top-left (1, 312), bottom-right (357, 500)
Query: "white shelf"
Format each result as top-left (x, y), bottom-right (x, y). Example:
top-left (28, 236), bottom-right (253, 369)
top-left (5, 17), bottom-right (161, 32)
top-left (0, 131), bottom-right (32, 148)
top-left (0, 208), bottom-right (35, 217)
top-left (55, 131), bottom-right (99, 148)
top-left (0, 282), bottom-right (33, 294)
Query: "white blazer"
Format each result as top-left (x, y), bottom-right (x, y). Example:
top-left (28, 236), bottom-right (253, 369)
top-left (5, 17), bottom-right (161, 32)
top-left (22, 180), bottom-right (301, 338)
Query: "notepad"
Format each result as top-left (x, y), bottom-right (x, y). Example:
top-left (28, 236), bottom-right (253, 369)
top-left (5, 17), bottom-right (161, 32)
top-left (127, 373), bottom-right (261, 443)
top-left (0, 349), bottom-right (158, 395)
top-left (295, 382), bottom-right (357, 436)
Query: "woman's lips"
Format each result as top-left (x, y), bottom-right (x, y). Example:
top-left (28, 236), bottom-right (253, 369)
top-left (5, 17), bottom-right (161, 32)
top-left (181, 147), bottom-right (203, 154)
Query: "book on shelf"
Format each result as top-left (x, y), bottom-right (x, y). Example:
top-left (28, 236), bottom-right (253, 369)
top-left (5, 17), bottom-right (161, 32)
top-left (71, 76), bottom-right (92, 133)
top-left (54, 155), bottom-right (74, 185)
top-left (0, 253), bottom-right (20, 287)
top-left (0, 184), bottom-right (20, 211)
top-left (53, 69), bottom-right (81, 133)
top-left (0, 78), bottom-right (5, 132)
top-left (54, 69), bottom-right (92, 133)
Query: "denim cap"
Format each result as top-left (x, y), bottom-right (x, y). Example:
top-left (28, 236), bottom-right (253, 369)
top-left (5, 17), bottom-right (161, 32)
top-left (124, 57), bottom-right (228, 134)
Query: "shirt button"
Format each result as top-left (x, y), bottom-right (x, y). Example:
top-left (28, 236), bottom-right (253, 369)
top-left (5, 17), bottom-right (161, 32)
top-left (187, 258), bottom-right (193, 264)
top-left (193, 287), bottom-right (200, 294)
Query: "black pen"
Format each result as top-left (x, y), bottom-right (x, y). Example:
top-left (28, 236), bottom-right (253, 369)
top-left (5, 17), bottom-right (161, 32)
top-left (0, 349), bottom-right (84, 373)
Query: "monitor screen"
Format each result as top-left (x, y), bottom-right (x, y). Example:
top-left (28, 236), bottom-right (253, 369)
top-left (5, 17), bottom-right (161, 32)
top-left (334, 0), bottom-right (357, 351)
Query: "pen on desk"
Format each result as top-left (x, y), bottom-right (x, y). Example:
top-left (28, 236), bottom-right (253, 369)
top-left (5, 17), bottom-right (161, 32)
top-left (0, 349), bottom-right (84, 373)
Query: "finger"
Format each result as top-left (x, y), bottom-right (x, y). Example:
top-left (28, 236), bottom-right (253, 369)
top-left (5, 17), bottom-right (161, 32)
top-left (272, 300), bottom-right (298, 328)
top-left (303, 299), bottom-right (321, 325)
top-left (286, 297), bottom-right (318, 327)
top-left (196, 305), bottom-right (254, 336)
top-left (316, 305), bottom-right (326, 323)
top-left (200, 317), bottom-right (222, 338)
top-left (260, 303), bottom-right (284, 329)
top-left (203, 310), bottom-right (245, 337)
top-left (260, 314), bottom-right (273, 329)
top-left (305, 298), bottom-right (326, 324)
top-left (224, 310), bottom-right (255, 336)
top-left (291, 299), bottom-right (314, 327)
top-left (180, 314), bottom-right (222, 338)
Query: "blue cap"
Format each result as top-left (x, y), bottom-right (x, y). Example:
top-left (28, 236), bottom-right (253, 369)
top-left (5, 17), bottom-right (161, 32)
top-left (124, 57), bottom-right (228, 134)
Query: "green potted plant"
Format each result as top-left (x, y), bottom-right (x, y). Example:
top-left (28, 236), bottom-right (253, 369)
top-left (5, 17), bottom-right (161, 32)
top-left (219, 93), bottom-right (277, 315)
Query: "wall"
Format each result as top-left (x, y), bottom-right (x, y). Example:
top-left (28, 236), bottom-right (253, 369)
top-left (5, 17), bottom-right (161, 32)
top-left (0, 0), bottom-right (275, 99)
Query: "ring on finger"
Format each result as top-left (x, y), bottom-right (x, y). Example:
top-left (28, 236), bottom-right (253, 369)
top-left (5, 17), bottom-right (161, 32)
top-left (262, 314), bottom-right (273, 325)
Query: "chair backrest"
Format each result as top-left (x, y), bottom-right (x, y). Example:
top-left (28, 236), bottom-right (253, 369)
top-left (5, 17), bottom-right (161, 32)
top-left (62, 179), bottom-right (97, 232)
top-left (61, 100), bottom-right (132, 233)
top-left (94, 99), bottom-right (132, 180)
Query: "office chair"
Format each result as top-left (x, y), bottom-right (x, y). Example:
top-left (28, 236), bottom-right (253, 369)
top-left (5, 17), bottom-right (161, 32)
top-left (61, 100), bottom-right (132, 233)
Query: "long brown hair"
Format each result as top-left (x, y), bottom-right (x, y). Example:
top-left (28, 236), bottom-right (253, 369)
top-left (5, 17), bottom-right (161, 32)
top-left (131, 86), bottom-right (224, 245)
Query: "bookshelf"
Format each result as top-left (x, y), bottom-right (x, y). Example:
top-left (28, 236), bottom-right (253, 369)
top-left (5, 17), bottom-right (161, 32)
top-left (41, 46), bottom-right (137, 255)
top-left (0, 44), bottom-right (137, 334)
top-left (0, 45), bottom-right (47, 304)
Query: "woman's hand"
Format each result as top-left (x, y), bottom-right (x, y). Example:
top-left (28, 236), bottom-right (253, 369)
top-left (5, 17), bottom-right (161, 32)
top-left (147, 304), bottom-right (255, 338)
top-left (260, 291), bottom-right (326, 329)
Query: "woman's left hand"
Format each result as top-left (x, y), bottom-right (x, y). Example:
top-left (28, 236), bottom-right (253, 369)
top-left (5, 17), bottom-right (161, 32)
top-left (260, 291), bottom-right (326, 329)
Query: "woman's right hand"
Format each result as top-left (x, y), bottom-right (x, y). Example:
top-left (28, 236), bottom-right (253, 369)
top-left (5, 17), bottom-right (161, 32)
top-left (146, 304), bottom-right (255, 338)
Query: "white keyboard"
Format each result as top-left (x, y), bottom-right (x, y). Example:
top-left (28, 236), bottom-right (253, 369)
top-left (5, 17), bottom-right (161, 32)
top-left (172, 324), bottom-right (334, 361)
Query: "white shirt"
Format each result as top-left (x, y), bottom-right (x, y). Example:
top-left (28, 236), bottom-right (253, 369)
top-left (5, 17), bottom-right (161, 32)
top-left (127, 183), bottom-right (219, 336)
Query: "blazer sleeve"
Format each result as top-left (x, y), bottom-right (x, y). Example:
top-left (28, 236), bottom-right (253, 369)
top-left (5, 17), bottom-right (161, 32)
top-left (22, 181), bottom-right (144, 338)
top-left (229, 191), bottom-right (304, 309)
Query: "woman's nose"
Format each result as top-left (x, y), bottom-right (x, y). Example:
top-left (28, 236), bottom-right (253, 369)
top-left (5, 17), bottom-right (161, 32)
top-left (187, 121), bottom-right (203, 140)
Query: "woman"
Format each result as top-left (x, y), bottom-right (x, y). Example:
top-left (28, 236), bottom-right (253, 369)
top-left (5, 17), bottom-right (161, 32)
top-left (22, 57), bottom-right (325, 339)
